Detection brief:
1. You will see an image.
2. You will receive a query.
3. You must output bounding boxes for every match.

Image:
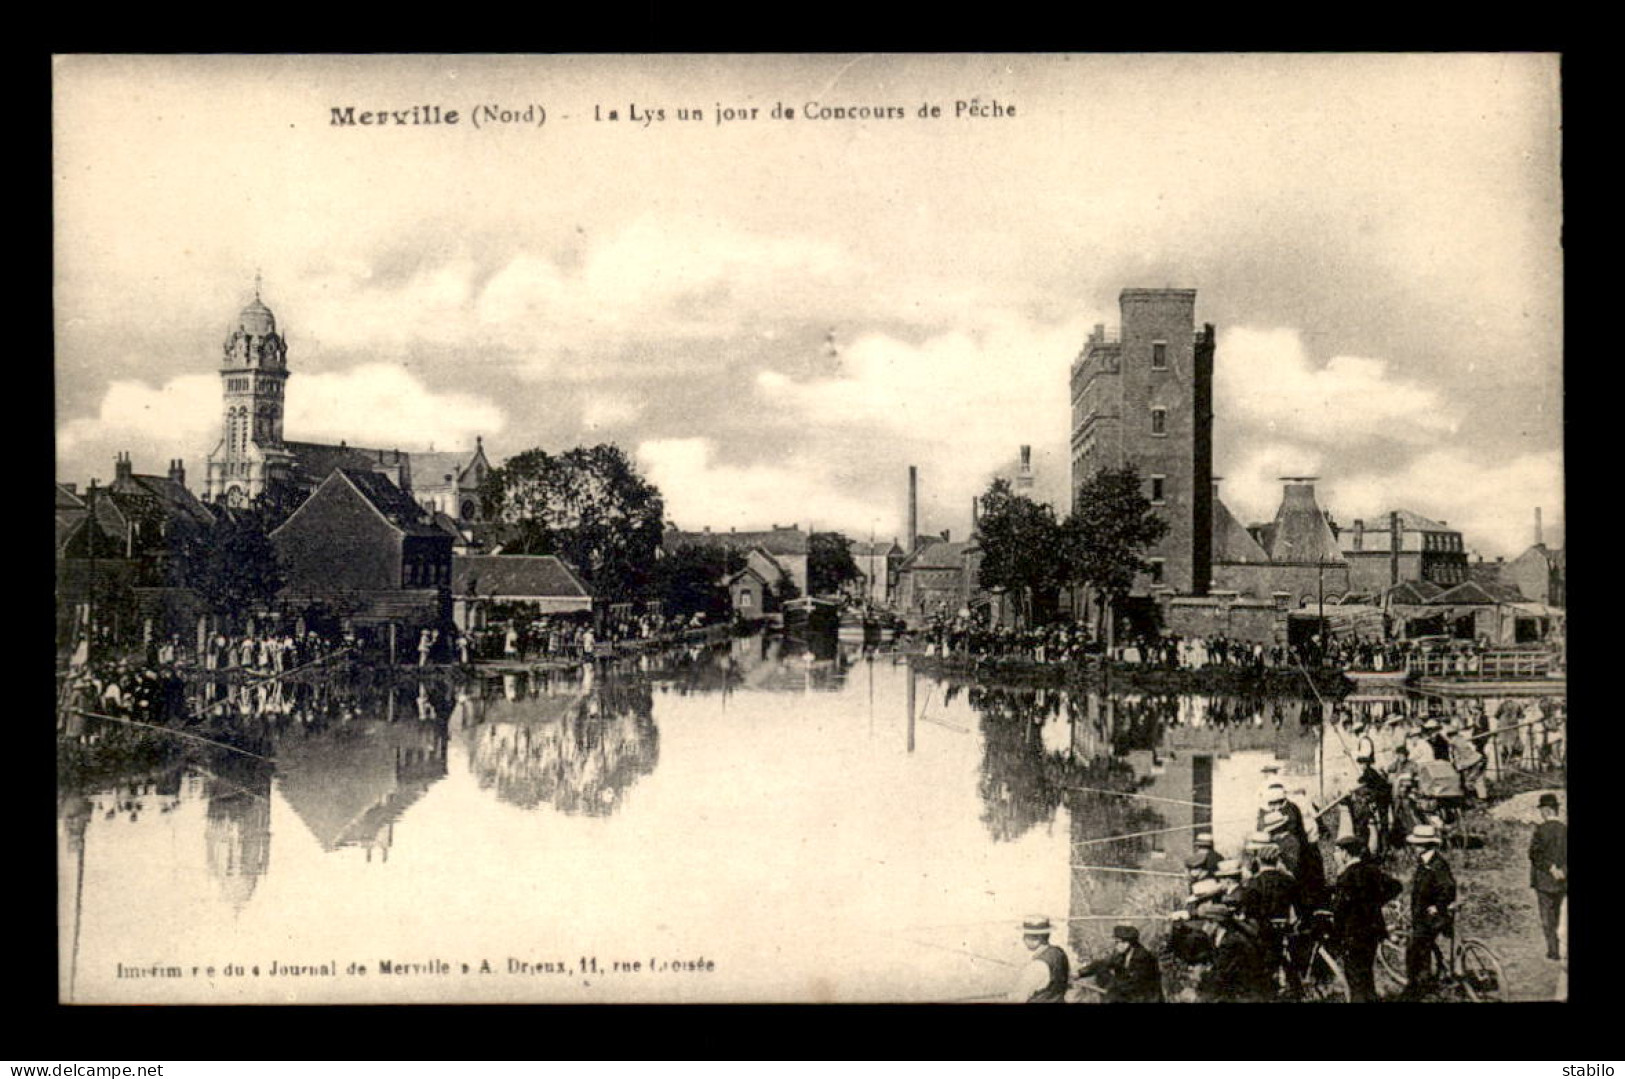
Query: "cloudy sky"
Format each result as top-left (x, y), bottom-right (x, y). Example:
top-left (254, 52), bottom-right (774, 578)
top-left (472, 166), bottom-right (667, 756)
top-left (54, 54), bottom-right (1562, 557)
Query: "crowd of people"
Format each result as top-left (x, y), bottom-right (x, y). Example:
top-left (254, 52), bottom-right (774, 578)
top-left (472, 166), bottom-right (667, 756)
top-left (1013, 702), bottom-right (1567, 1004)
top-left (914, 612), bottom-right (1556, 680)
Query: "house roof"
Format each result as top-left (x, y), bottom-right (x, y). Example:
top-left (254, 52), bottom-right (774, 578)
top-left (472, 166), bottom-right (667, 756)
top-left (902, 540), bottom-right (973, 570)
top-left (664, 525), bottom-right (809, 557)
top-left (849, 540), bottom-right (904, 558)
top-left (1384, 508), bottom-right (1454, 532)
top-left (55, 483), bottom-right (85, 511)
top-left (331, 468), bottom-right (446, 537)
top-left (1213, 496), bottom-right (1270, 563)
top-left (452, 554), bottom-right (592, 599)
top-left (1427, 579), bottom-right (1526, 606)
top-left (1468, 562), bottom-right (1506, 586)
top-left (1265, 484), bottom-right (1346, 564)
top-left (115, 473), bottom-right (217, 529)
top-left (1386, 579), bottom-right (1445, 605)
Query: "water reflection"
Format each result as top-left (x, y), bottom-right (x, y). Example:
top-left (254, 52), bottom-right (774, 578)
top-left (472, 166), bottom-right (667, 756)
top-left (457, 668), bottom-right (659, 816)
top-left (59, 638), bottom-right (1549, 1003)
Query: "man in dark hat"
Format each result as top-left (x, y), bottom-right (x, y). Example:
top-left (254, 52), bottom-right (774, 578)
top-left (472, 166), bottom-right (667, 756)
top-left (1077, 924), bottom-right (1164, 1003)
top-left (1191, 832), bottom-right (1222, 875)
top-left (1530, 792), bottom-right (1567, 961)
top-left (1403, 824), bottom-right (1457, 999)
top-left (1009, 915), bottom-right (1070, 1003)
top-left (1329, 832), bottom-right (1404, 1002)
top-left (1196, 902), bottom-right (1275, 1003)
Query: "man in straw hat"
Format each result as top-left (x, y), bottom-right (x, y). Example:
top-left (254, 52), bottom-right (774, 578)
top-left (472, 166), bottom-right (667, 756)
top-left (1529, 792), bottom-right (1567, 961)
top-left (1329, 832), bottom-right (1404, 1002)
top-left (1403, 823), bottom-right (1458, 999)
top-left (1008, 915), bottom-right (1070, 1003)
top-left (1076, 924), bottom-right (1164, 1003)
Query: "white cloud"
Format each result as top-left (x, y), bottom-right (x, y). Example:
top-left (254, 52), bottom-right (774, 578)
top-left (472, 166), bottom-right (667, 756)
top-left (285, 364), bottom-right (506, 448)
top-left (581, 393), bottom-right (644, 431)
top-left (1215, 441), bottom-right (1330, 526)
top-left (1216, 326), bottom-right (1459, 446)
top-left (57, 374), bottom-right (221, 473)
top-left (638, 438), bottom-right (886, 536)
top-left (290, 218), bottom-right (853, 374)
top-left (753, 311), bottom-right (1090, 532)
top-left (56, 364), bottom-right (506, 484)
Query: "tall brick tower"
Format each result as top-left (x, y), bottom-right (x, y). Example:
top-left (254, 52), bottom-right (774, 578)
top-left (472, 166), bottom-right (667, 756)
top-left (1069, 288), bottom-right (1214, 596)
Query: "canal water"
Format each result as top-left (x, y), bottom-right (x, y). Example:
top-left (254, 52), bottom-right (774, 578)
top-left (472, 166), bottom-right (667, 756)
top-left (59, 638), bottom-right (1411, 1003)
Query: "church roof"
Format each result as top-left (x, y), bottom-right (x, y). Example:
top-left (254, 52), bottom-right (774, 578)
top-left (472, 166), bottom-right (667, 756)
top-left (236, 297), bottom-right (276, 337)
top-left (1265, 483), bottom-right (1346, 565)
top-left (1213, 496), bottom-right (1270, 563)
top-left (452, 554), bottom-right (592, 600)
top-left (283, 440), bottom-right (409, 490)
top-left (413, 451), bottom-right (477, 489)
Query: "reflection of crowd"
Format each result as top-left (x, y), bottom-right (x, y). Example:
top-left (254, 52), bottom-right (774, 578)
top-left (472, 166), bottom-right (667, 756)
top-left (468, 612), bottom-right (719, 664)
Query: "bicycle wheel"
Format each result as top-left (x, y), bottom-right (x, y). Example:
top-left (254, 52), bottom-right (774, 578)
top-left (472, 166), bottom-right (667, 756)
top-left (1300, 944), bottom-right (1349, 1003)
top-left (1457, 939), bottom-right (1507, 1002)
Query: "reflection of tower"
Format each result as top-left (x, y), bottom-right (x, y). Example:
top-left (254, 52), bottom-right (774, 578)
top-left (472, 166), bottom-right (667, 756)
top-left (204, 775), bottom-right (273, 911)
top-left (59, 796), bottom-right (93, 1003)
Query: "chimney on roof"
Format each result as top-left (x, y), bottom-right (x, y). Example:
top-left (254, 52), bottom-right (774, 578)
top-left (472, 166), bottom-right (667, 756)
top-left (169, 459), bottom-right (186, 487)
top-left (1535, 506), bottom-right (1543, 547)
top-left (112, 452), bottom-right (132, 484)
top-left (941, 528), bottom-right (951, 543)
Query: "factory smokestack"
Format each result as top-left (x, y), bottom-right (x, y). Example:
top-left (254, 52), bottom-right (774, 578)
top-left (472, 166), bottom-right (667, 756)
top-left (1535, 506), bottom-right (1544, 547)
top-left (908, 466), bottom-right (919, 553)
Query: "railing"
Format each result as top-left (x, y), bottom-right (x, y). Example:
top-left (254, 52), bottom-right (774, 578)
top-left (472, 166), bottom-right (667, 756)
top-left (1407, 649), bottom-right (1555, 680)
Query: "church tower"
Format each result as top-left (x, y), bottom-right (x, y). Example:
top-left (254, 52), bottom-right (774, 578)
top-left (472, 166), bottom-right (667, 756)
top-left (204, 278), bottom-right (294, 506)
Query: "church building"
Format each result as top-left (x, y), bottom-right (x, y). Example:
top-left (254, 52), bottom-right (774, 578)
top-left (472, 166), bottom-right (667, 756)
top-left (201, 281), bottom-right (489, 520)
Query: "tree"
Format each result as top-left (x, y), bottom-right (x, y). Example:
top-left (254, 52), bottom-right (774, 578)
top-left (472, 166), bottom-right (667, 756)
top-left (975, 478), bottom-right (1067, 625)
top-left (189, 517), bottom-right (286, 623)
top-left (808, 531), bottom-right (861, 597)
top-left (765, 567), bottom-right (800, 613)
top-left (1062, 465), bottom-right (1170, 636)
top-left (478, 444), bottom-right (666, 602)
top-left (649, 543), bottom-right (745, 623)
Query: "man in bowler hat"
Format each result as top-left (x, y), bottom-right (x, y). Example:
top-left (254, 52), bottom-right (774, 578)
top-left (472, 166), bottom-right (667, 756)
top-left (1529, 792), bottom-right (1567, 961)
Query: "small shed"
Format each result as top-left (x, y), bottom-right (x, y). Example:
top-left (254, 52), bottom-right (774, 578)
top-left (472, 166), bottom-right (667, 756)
top-left (452, 554), bottom-right (594, 629)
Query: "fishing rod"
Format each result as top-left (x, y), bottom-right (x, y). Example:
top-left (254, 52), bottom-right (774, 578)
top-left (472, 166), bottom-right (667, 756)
top-left (1062, 785), bottom-right (1213, 809)
top-left (65, 708), bottom-right (273, 763)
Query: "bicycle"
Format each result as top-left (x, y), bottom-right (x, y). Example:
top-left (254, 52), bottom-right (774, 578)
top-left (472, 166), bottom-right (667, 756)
top-left (1277, 911), bottom-right (1349, 1003)
top-left (1375, 903), bottom-right (1506, 1001)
